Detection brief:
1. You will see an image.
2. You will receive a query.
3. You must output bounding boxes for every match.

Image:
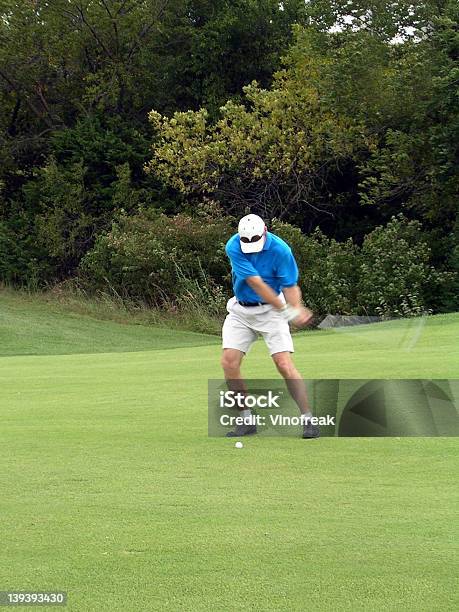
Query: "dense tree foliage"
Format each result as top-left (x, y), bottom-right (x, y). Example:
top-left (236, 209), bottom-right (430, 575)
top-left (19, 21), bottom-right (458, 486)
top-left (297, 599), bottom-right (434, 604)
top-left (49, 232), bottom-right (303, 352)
top-left (0, 1), bottom-right (457, 312)
top-left (148, 1), bottom-right (458, 236)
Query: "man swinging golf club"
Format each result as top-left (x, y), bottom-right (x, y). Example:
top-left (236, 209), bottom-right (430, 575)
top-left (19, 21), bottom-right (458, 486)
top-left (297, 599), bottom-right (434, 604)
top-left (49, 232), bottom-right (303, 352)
top-left (221, 214), bottom-right (319, 439)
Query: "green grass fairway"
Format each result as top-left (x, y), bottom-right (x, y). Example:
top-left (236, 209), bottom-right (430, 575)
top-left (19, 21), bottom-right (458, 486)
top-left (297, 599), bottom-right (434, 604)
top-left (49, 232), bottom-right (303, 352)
top-left (1, 293), bottom-right (458, 611)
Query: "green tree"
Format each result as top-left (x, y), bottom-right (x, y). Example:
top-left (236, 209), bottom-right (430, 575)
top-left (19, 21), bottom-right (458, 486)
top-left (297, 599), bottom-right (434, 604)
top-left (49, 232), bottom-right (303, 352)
top-left (145, 27), bottom-right (372, 224)
top-left (147, 1), bottom-right (458, 245)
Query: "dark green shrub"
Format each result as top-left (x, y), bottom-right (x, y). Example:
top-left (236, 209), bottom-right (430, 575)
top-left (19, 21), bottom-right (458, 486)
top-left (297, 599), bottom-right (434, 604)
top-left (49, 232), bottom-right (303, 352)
top-left (80, 211), bottom-right (453, 318)
top-left (358, 215), bottom-right (451, 317)
top-left (273, 215), bottom-right (451, 317)
top-left (0, 218), bottom-right (53, 288)
top-left (271, 220), bottom-right (359, 315)
top-left (80, 207), bottom-right (234, 306)
top-left (0, 221), bottom-right (26, 284)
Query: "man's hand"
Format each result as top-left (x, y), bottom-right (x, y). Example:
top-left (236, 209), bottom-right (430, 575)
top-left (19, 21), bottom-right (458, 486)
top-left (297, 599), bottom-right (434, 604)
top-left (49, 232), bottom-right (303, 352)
top-left (280, 305), bottom-right (314, 327)
top-left (281, 286), bottom-right (313, 327)
top-left (244, 278), bottom-right (314, 327)
top-left (292, 306), bottom-right (314, 327)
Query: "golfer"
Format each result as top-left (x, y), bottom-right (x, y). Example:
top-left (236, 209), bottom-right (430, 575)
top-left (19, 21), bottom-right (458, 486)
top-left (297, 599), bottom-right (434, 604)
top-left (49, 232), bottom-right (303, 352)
top-left (222, 214), bottom-right (319, 439)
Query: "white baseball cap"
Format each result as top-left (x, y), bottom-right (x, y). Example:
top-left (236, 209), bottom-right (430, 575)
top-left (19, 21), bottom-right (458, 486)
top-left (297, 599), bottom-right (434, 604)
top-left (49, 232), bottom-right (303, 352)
top-left (238, 214), bottom-right (266, 253)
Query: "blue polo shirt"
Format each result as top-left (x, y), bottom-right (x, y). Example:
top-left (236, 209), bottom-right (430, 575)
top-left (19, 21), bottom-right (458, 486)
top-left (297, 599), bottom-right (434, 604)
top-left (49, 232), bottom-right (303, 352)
top-left (225, 232), bottom-right (299, 302)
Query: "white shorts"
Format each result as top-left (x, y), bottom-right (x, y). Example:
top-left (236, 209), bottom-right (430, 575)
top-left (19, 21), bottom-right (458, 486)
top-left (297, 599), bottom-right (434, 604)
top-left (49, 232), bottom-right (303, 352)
top-left (222, 296), bottom-right (294, 355)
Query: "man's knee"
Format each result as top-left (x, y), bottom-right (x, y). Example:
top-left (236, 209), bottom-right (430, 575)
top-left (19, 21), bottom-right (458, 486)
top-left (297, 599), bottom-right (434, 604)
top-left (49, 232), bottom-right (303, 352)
top-left (221, 350), bottom-right (243, 372)
top-left (273, 353), bottom-right (297, 378)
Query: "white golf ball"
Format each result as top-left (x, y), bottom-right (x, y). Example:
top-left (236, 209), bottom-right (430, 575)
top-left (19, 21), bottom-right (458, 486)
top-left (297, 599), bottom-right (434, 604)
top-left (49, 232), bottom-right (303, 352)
top-left (235, 441), bottom-right (243, 449)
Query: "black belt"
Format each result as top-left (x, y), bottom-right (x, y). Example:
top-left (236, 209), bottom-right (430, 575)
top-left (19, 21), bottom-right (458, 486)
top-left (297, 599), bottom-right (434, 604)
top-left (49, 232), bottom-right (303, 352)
top-left (238, 301), bottom-right (267, 307)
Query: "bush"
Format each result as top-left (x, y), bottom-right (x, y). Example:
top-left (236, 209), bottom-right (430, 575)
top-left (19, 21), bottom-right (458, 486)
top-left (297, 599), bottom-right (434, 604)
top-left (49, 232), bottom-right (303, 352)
top-left (0, 221), bottom-right (27, 285)
top-left (80, 210), bottom-right (453, 319)
top-left (0, 218), bottom-right (53, 289)
top-left (272, 220), bottom-right (360, 315)
top-left (273, 215), bottom-right (451, 317)
top-left (79, 206), bottom-right (234, 306)
top-left (358, 215), bottom-right (451, 318)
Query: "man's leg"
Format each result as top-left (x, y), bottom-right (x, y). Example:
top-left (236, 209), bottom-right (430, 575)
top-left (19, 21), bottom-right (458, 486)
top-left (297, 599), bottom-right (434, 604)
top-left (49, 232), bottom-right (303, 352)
top-left (221, 301), bottom-right (258, 437)
top-left (271, 351), bottom-right (319, 439)
top-left (221, 349), bottom-right (257, 437)
top-left (221, 348), bottom-right (246, 394)
top-left (271, 351), bottom-right (311, 415)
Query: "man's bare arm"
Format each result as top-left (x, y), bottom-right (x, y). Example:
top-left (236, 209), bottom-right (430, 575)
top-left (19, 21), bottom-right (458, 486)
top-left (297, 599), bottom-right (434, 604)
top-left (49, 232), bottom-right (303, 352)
top-left (246, 276), bottom-right (285, 309)
top-left (282, 285), bottom-right (302, 309)
top-left (246, 277), bottom-right (313, 326)
top-left (283, 285), bottom-right (313, 326)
